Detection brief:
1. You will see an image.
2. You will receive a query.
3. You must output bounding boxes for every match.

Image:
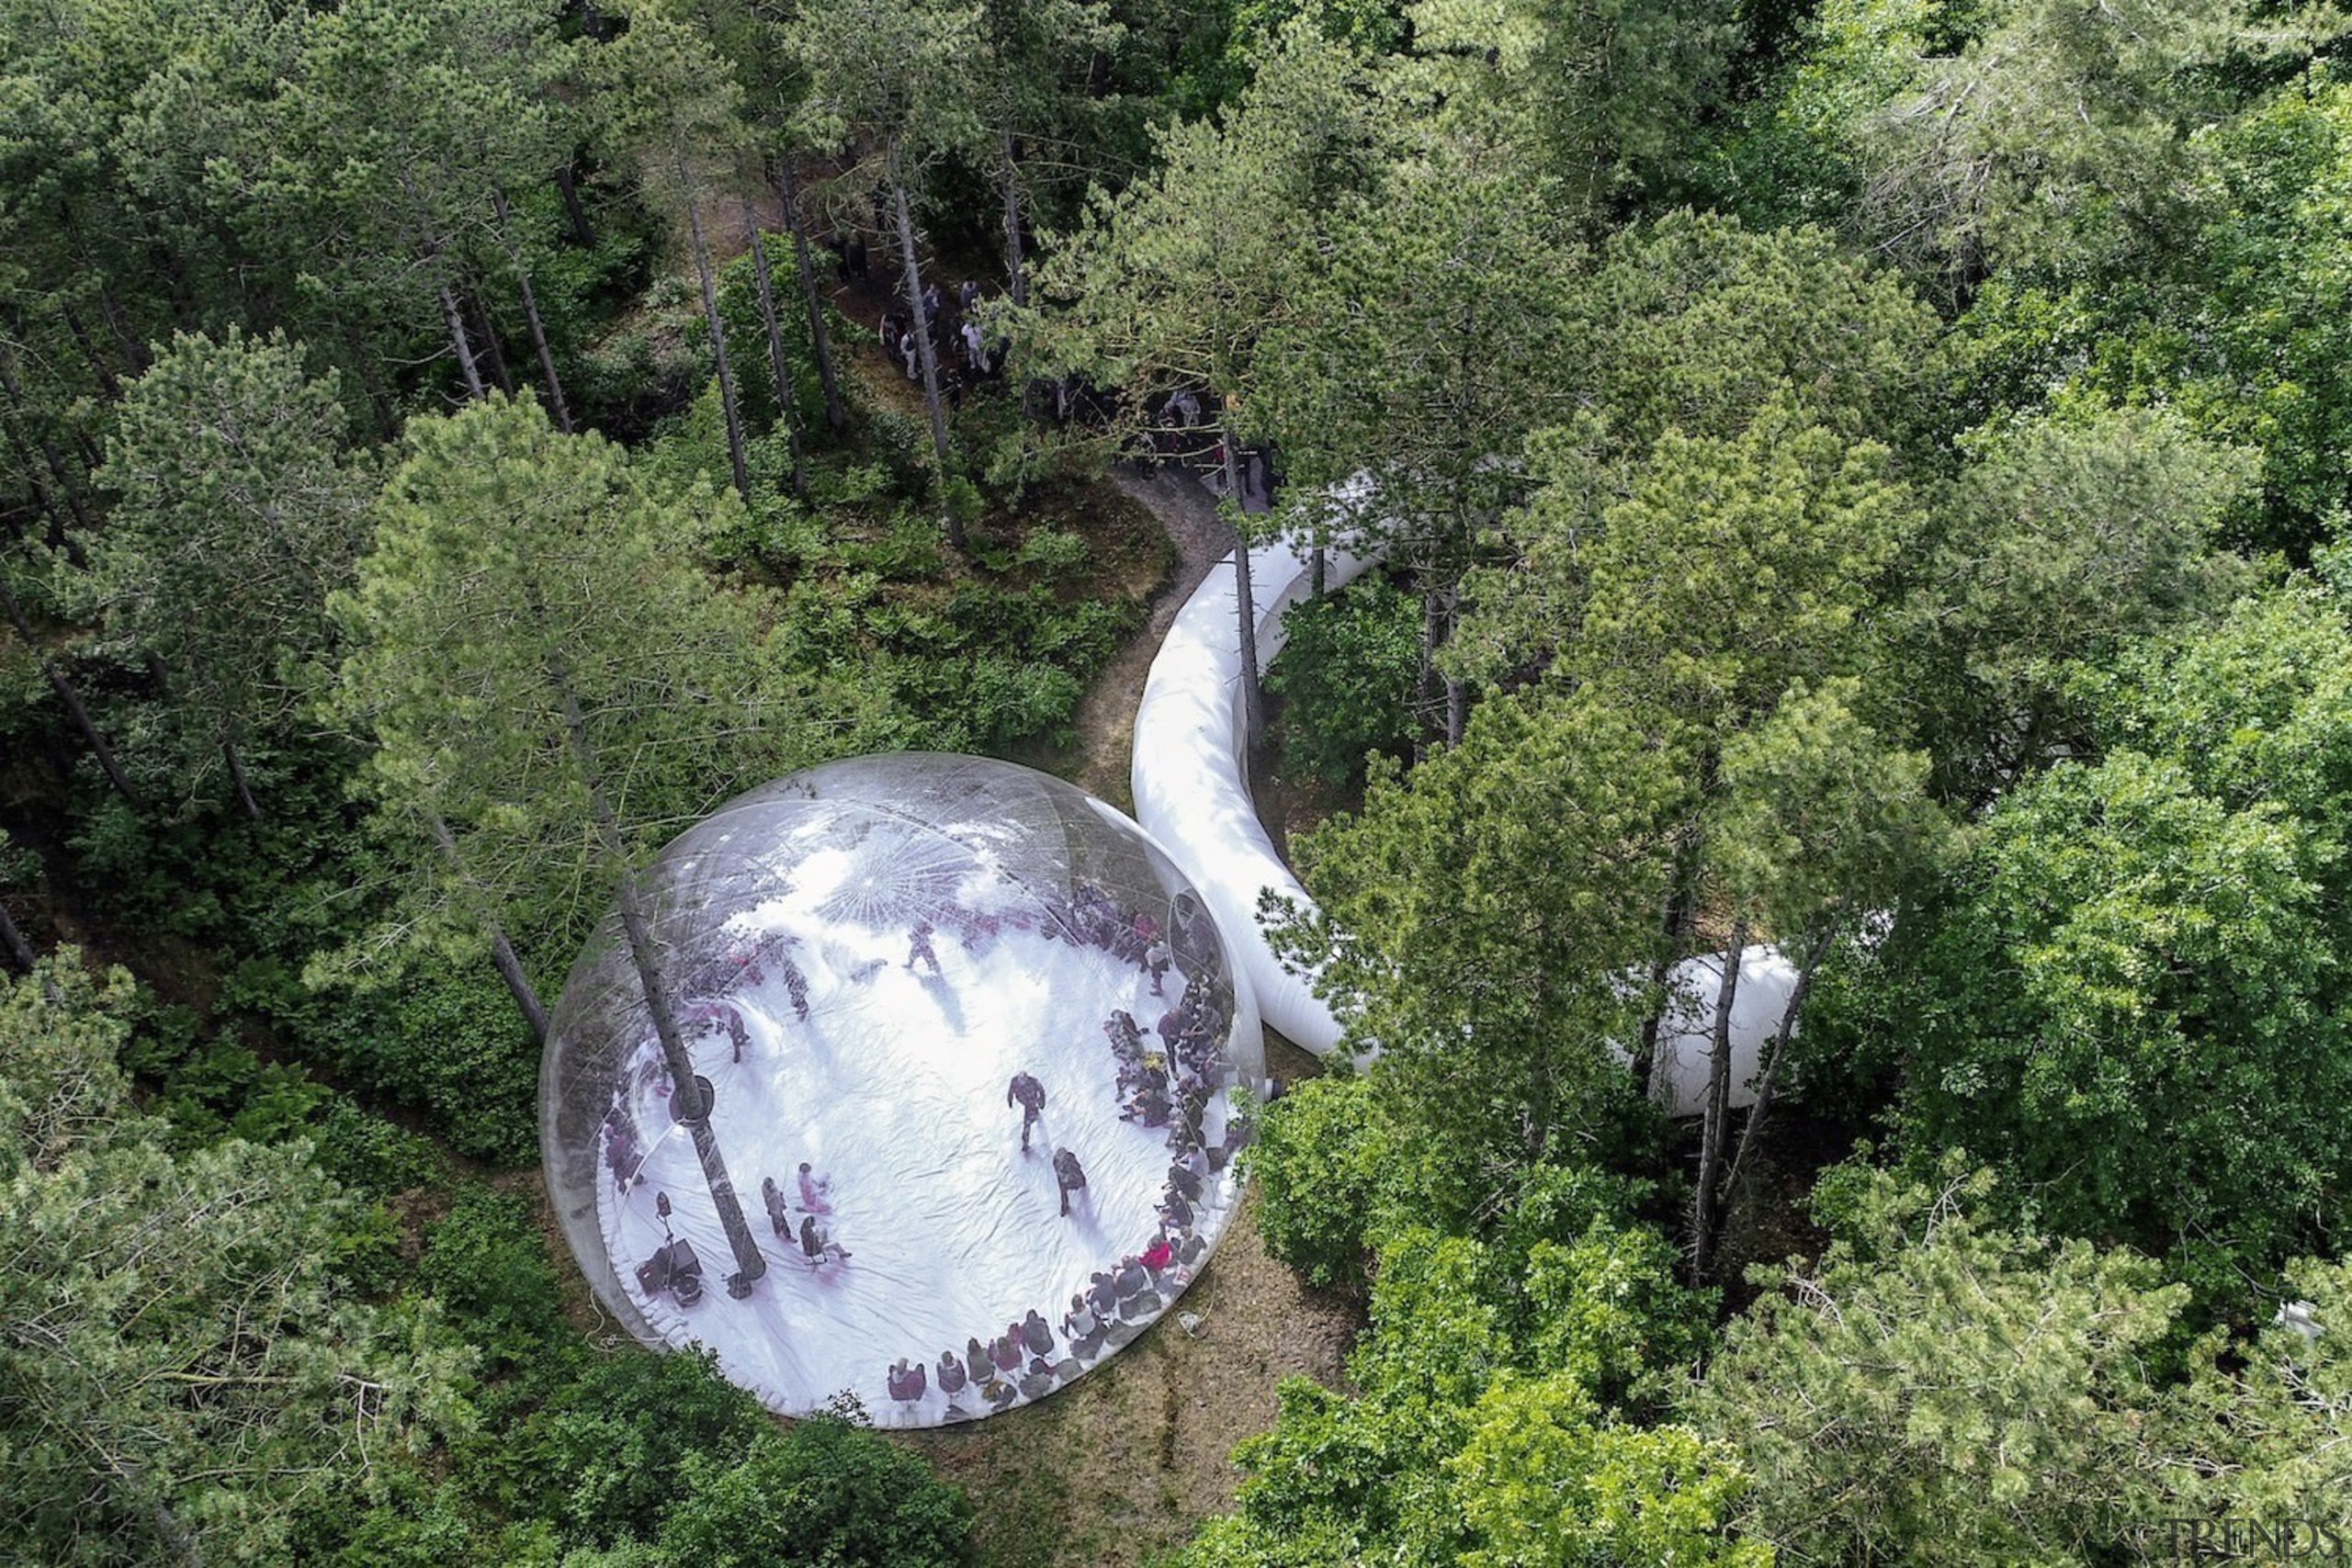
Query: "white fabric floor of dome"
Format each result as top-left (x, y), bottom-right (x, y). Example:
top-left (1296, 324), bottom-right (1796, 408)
top-left (594, 886), bottom-right (1249, 1427)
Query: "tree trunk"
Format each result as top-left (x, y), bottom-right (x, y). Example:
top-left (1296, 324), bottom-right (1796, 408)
top-left (62, 304), bottom-right (119, 400)
top-left (554, 161), bottom-right (597, 247)
top-left (515, 265), bottom-right (571, 432)
top-left (0, 573), bottom-right (137, 807)
top-left (1445, 672), bottom-right (1468, 748)
top-left (742, 202), bottom-right (807, 499)
top-left (889, 174), bottom-right (962, 550)
top-left (468, 287), bottom-right (515, 394)
top-left (775, 160), bottom-right (846, 435)
top-left (1720, 927), bottom-right (1834, 1222)
top-left (222, 735), bottom-right (261, 822)
top-left (493, 188), bottom-right (573, 433)
top-left (0, 408), bottom-right (71, 546)
top-left (436, 282), bottom-right (488, 400)
top-left (1222, 435), bottom-right (1263, 750)
top-left (1000, 130), bottom-right (1028, 308)
top-left (427, 812), bottom-right (550, 1045)
top-left (684, 187), bottom-right (753, 505)
top-left (97, 281), bottom-right (146, 374)
top-left (340, 321), bottom-right (402, 442)
top-left (1311, 543), bottom-right (1326, 600)
top-left (1691, 920), bottom-right (1748, 1282)
top-left (1416, 586), bottom-right (1442, 758)
top-left (486, 923), bottom-right (550, 1046)
top-left (543, 638), bottom-right (765, 1297)
top-left (1634, 832), bottom-right (1703, 1100)
top-left (0, 897), bottom-right (34, 972)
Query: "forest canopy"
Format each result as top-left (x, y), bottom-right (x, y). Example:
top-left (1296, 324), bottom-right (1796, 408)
top-left (5, 0), bottom-right (2352, 1562)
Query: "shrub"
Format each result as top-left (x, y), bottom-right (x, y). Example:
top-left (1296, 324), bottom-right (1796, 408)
top-left (308, 1098), bottom-right (447, 1199)
top-left (1248, 1073), bottom-right (1413, 1292)
top-left (658, 1415), bottom-right (975, 1568)
top-left (416, 1183), bottom-right (571, 1376)
top-left (520, 1346), bottom-right (769, 1550)
top-left (1012, 525), bottom-right (1090, 574)
top-left (332, 964), bottom-right (541, 1166)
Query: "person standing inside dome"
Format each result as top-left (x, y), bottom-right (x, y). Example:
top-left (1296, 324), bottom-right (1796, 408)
top-left (1054, 1146), bottom-right (1087, 1217)
top-left (1007, 1071), bottom-right (1046, 1152)
top-left (905, 919), bottom-right (942, 975)
top-left (797, 1161), bottom-right (832, 1214)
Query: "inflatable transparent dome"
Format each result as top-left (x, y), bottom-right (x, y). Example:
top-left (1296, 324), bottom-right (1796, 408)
top-left (541, 753), bottom-right (1264, 1426)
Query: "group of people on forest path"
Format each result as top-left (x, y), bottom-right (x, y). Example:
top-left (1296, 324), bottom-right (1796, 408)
top-left (876, 277), bottom-right (1007, 408)
top-left (826, 219), bottom-right (1286, 525)
top-left (831, 220), bottom-right (1007, 400)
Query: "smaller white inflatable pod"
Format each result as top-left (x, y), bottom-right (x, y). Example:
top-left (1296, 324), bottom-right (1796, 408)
top-left (1130, 534), bottom-right (1792, 1117)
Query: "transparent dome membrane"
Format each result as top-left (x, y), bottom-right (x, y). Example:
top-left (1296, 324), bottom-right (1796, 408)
top-left (542, 754), bottom-right (1264, 1425)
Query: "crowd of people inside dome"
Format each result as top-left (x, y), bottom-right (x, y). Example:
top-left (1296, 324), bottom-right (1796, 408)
top-left (876, 955), bottom-right (1238, 1421)
top-left (590, 849), bottom-right (1250, 1418)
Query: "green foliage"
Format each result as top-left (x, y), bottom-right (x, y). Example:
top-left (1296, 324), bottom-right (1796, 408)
top-left (1228, 0), bottom-right (1405, 69)
top-left (1284, 684), bottom-right (1682, 1176)
top-left (85, 327), bottom-right (371, 808)
top-left (1896, 401), bottom-right (2262, 798)
top-left (1850, 587), bottom-right (2352, 1293)
top-left (1012, 525), bottom-right (1090, 574)
top-left (1706, 675), bottom-right (1954, 937)
top-left (133, 1022), bottom-right (331, 1149)
top-left (330, 395), bottom-right (869, 1020)
top-left (1901, 752), bottom-right (2345, 1281)
top-left (1689, 1160), bottom-right (2194, 1564)
top-left (1785, 0), bottom-right (2338, 294)
top-left (1451, 1374), bottom-right (1768, 1568)
top-left (1569, 210), bottom-right (1939, 456)
top-left (306, 1100), bottom-right (447, 1292)
top-left (520, 1346), bottom-right (769, 1550)
top-left (1264, 579), bottom-right (1419, 784)
top-left (1399, 0), bottom-right (1740, 225)
top-left (1939, 57), bottom-right (2352, 556)
top-left (416, 1184), bottom-right (572, 1379)
top-left (714, 243), bottom-right (834, 440)
top-left (2173, 1255), bottom-right (2352, 1522)
top-left (335, 964), bottom-right (543, 1166)
top-left (1491, 394), bottom-right (1922, 717)
top-left (750, 491), bottom-right (1141, 753)
top-left (1177, 1168), bottom-right (1736, 1567)
top-left (657, 1415), bottom-right (977, 1568)
top-left (1247, 1073), bottom-right (1415, 1290)
top-left (1031, 17), bottom-right (1379, 447)
top-left (0, 952), bottom-right (472, 1565)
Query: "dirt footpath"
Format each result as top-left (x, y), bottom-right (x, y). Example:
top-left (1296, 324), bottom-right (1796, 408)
top-left (1055, 462), bottom-right (1235, 814)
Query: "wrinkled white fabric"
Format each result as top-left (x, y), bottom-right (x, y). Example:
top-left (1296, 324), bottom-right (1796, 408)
top-left (1131, 535), bottom-right (1374, 1059)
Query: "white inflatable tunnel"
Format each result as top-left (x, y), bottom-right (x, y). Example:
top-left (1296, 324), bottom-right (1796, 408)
top-left (1130, 532), bottom-right (1793, 1119)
